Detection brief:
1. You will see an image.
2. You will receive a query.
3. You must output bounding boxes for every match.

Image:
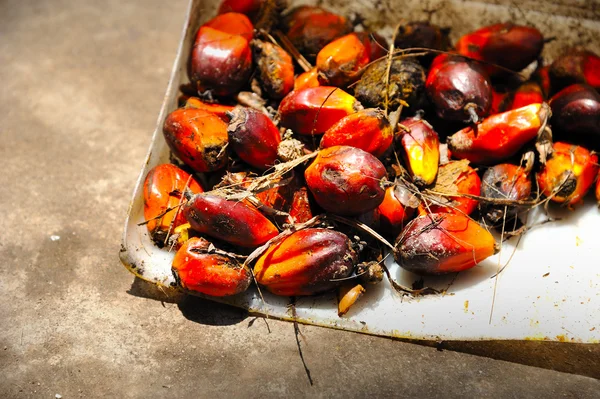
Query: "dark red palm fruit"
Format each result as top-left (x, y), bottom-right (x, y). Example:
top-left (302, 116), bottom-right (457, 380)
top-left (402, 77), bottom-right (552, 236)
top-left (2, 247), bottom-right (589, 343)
top-left (537, 142), bottom-right (599, 206)
top-left (163, 108), bottom-right (229, 173)
top-left (419, 162), bottom-right (480, 216)
top-left (218, 0), bottom-right (263, 20)
top-left (447, 103), bottom-right (550, 164)
top-left (549, 49), bottom-right (600, 91)
top-left (426, 55), bottom-right (493, 123)
top-left (288, 187), bottom-right (314, 224)
top-left (190, 26), bottom-right (252, 97)
top-left (203, 12), bottom-right (254, 42)
top-left (532, 65), bottom-right (552, 98)
top-left (377, 186), bottom-right (416, 237)
top-left (294, 67), bottom-right (320, 91)
top-left (252, 40), bottom-right (294, 100)
top-left (506, 81), bottom-right (545, 110)
top-left (279, 86), bottom-right (363, 135)
top-left (355, 31), bottom-right (389, 62)
top-left (397, 117), bottom-right (440, 186)
top-left (304, 145), bottom-right (386, 215)
top-left (226, 106), bottom-right (281, 170)
top-left (172, 237), bottom-right (251, 297)
top-left (283, 6), bottom-right (352, 62)
top-left (549, 84), bottom-right (600, 146)
top-left (354, 58), bottom-right (426, 110)
top-left (184, 97), bottom-right (235, 122)
top-left (455, 23), bottom-right (544, 76)
top-left (320, 108), bottom-right (393, 158)
top-left (394, 21), bottom-right (450, 50)
top-left (394, 213), bottom-right (496, 275)
top-left (316, 33), bottom-right (370, 87)
top-left (183, 193), bottom-right (279, 248)
top-left (480, 163), bottom-right (531, 224)
top-left (143, 164), bottom-right (203, 246)
top-left (253, 228), bottom-right (356, 296)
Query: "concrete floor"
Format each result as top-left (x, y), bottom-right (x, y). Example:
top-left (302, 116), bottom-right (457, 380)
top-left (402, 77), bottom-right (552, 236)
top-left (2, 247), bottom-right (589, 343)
top-left (0, 0), bottom-right (598, 397)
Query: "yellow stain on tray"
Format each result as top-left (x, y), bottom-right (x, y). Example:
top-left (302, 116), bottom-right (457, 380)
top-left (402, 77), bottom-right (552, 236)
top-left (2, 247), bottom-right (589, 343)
top-left (575, 236), bottom-right (583, 246)
top-left (463, 300), bottom-right (469, 313)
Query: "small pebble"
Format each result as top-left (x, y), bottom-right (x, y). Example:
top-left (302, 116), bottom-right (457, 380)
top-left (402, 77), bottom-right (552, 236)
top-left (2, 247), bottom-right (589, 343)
top-left (56, 394), bottom-right (62, 399)
top-left (50, 235), bottom-right (61, 241)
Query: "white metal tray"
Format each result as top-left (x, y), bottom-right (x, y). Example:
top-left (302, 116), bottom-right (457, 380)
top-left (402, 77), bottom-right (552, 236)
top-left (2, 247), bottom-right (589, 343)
top-left (120, 0), bottom-right (600, 342)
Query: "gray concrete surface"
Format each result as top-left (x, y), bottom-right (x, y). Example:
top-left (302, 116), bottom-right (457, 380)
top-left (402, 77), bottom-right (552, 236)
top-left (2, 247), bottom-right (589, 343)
top-left (0, 0), bottom-right (598, 397)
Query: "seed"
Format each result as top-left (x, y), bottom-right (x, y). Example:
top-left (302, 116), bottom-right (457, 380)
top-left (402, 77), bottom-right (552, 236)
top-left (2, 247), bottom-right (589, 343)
top-left (163, 108), bottom-right (229, 173)
top-left (549, 84), bottom-right (600, 146)
top-left (338, 283), bottom-right (366, 317)
top-left (183, 194), bottom-right (279, 248)
top-left (456, 23), bottom-right (544, 76)
top-left (316, 33), bottom-right (370, 87)
top-left (536, 142), bottom-right (599, 206)
top-left (397, 116), bottom-right (440, 186)
top-left (447, 103), bottom-right (550, 164)
top-left (305, 145), bottom-right (386, 215)
top-left (320, 108), bottom-right (393, 158)
top-left (253, 228), bottom-right (357, 296)
top-left (481, 163), bottom-right (532, 224)
top-left (143, 164), bottom-right (203, 246)
top-left (172, 237), bottom-right (251, 297)
top-left (279, 86), bottom-right (362, 135)
top-left (227, 106), bottom-right (281, 170)
top-left (426, 55), bottom-right (492, 123)
top-left (252, 40), bottom-right (295, 100)
top-left (394, 213), bottom-right (496, 275)
top-left (190, 26), bottom-right (252, 97)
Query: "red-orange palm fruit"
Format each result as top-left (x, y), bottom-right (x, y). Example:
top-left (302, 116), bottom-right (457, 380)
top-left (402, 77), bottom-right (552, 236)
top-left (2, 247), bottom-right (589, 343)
top-left (143, 164), bottom-right (203, 246)
top-left (294, 68), bottom-right (320, 91)
top-left (183, 194), bottom-right (279, 247)
top-left (532, 65), bottom-right (552, 98)
top-left (288, 187), bottom-right (314, 224)
top-left (456, 23), bottom-right (544, 76)
top-left (537, 142), bottom-right (599, 206)
top-left (218, 0), bottom-right (263, 20)
top-left (481, 163), bottom-right (531, 224)
top-left (252, 40), bottom-right (294, 100)
top-left (447, 103), bottom-right (550, 164)
top-left (279, 86), bottom-right (362, 135)
top-left (254, 176), bottom-right (313, 224)
top-left (355, 31), bottom-right (389, 62)
top-left (316, 33), bottom-right (369, 87)
top-left (420, 162), bottom-right (480, 216)
top-left (377, 186), bottom-right (415, 237)
top-left (426, 55), bottom-right (493, 123)
top-left (172, 237), bottom-right (251, 296)
top-left (227, 106), bottom-right (281, 170)
top-left (253, 228), bottom-right (357, 296)
top-left (394, 213), bottom-right (496, 275)
top-left (283, 6), bottom-right (352, 61)
top-left (596, 170), bottom-right (600, 205)
top-left (506, 81), bottom-right (545, 110)
top-left (184, 97), bottom-right (235, 122)
top-left (163, 108), bottom-right (229, 173)
top-left (203, 12), bottom-right (254, 42)
top-left (397, 117), bottom-right (440, 186)
top-left (320, 108), bottom-right (393, 158)
top-left (304, 145), bottom-right (386, 215)
top-left (190, 26), bottom-right (252, 97)
top-left (549, 84), bottom-right (600, 145)
top-left (549, 49), bottom-right (600, 91)
top-left (490, 86), bottom-right (509, 114)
